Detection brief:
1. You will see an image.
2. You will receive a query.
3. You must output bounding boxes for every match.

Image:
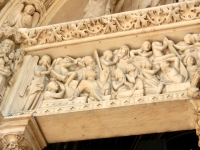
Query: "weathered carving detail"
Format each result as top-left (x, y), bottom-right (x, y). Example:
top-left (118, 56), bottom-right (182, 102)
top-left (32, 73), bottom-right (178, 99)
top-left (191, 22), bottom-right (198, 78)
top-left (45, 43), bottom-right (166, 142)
top-left (0, 133), bottom-right (32, 150)
top-left (19, 1), bottom-right (200, 46)
top-left (3, 0), bottom-right (47, 28)
top-left (21, 55), bottom-right (51, 111)
top-left (0, 38), bottom-right (24, 101)
top-left (15, 33), bottom-right (200, 111)
top-left (0, 27), bottom-right (22, 44)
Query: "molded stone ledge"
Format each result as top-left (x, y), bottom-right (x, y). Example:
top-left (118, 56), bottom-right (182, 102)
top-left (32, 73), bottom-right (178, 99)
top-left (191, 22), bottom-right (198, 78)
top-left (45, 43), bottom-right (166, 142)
top-left (9, 90), bottom-right (188, 117)
top-left (19, 1), bottom-right (200, 51)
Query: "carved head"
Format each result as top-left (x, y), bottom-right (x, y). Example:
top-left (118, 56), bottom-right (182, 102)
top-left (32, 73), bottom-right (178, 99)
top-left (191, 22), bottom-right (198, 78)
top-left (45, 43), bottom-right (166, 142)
top-left (183, 56), bottom-right (196, 66)
top-left (142, 41), bottom-right (151, 52)
top-left (126, 63), bottom-right (136, 73)
top-left (47, 81), bottom-right (59, 92)
top-left (115, 68), bottom-right (125, 80)
top-left (9, 52), bottom-right (15, 60)
top-left (83, 56), bottom-right (95, 70)
top-left (103, 50), bottom-right (113, 60)
top-left (62, 57), bottom-right (71, 63)
top-left (39, 55), bottom-right (51, 66)
top-left (119, 45), bottom-right (130, 57)
top-left (1, 39), bottom-right (15, 54)
top-left (184, 34), bottom-right (192, 44)
top-left (141, 59), bottom-right (153, 69)
top-left (24, 5), bottom-right (35, 15)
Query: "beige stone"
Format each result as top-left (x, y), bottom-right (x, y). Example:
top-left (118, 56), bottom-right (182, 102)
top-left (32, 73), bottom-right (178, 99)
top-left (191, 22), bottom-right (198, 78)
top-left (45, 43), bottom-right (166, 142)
top-left (1, 0), bottom-right (200, 149)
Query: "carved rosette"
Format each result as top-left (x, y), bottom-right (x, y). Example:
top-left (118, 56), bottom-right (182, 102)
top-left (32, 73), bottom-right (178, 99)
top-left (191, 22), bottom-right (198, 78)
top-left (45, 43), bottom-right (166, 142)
top-left (0, 134), bottom-right (32, 150)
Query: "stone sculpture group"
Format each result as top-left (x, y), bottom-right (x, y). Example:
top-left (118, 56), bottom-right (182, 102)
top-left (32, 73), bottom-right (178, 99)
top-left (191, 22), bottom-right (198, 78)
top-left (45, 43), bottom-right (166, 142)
top-left (14, 33), bottom-right (200, 111)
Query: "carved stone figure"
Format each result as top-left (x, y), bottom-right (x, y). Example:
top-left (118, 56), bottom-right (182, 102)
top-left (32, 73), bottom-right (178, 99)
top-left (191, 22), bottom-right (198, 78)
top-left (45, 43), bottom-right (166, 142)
top-left (112, 68), bottom-right (132, 92)
top-left (116, 45), bottom-right (132, 72)
top-left (4, 3), bottom-right (40, 28)
top-left (183, 56), bottom-right (199, 78)
top-left (0, 39), bottom-right (23, 101)
top-left (130, 41), bottom-right (153, 60)
top-left (23, 55), bottom-right (51, 110)
top-left (84, 0), bottom-right (117, 18)
top-left (152, 38), bottom-right (176, 62)
top-left (100, 50), bottom-right (118, 95)
top-left (44, 81), bottom-right (65, 100)
top-left (174, 34), bottom-right (200, 55)
top-left (125, 63), bottom-right (143, 91)
top-left (73, 70), bottom-right (104, 102)
top-left (51, 56), bottom-right (78, 85)
top-left (138, 59), bottom-right (164, 94)
top-left (160, 57), bottom-right (185, 83)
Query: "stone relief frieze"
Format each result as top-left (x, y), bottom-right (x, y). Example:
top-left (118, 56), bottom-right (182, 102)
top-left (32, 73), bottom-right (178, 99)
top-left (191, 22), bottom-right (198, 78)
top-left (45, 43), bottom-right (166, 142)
top-left (11, 33), bottom-right (200, 116)
top-left (19, 1), bottom-right (200, 46)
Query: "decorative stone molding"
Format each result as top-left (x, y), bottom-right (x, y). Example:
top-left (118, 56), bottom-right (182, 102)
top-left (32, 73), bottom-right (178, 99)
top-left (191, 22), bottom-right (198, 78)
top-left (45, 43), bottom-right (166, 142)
top-left (19, 1), bottom-right (200, 48)
top-left (9, 90), bottom-right (189, 117)
top-left (0, 133), bottom-right (32, 150)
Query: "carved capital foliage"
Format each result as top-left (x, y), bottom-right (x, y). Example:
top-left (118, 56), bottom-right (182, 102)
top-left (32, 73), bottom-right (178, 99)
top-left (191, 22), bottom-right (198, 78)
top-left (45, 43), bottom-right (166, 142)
top-left (0, 133), bottom-right (32, 150)
top-left (0, 27), bottom-right (22, 44)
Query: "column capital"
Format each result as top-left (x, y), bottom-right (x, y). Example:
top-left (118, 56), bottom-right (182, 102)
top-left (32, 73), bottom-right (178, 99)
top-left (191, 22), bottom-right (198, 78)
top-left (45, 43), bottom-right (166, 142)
top-left (0, 115), bottom-right (46, 150)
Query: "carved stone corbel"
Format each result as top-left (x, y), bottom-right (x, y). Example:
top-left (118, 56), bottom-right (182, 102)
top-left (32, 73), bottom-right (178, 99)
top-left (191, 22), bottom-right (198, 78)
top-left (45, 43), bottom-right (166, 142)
top-left (0, 114), bottom-right (47, 150)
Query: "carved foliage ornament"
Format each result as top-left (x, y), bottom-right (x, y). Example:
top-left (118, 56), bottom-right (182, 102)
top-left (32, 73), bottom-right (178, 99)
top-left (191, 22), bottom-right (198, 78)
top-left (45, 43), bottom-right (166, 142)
top-left (0, 134), bottom-right (32, 150)
top-left (20, 1), bottom-right (200, 46)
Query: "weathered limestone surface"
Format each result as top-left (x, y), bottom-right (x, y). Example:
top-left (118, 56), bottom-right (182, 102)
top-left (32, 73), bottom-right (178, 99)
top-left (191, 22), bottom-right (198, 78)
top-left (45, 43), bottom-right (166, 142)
top-left (1, 0), bottom-right (200, 149)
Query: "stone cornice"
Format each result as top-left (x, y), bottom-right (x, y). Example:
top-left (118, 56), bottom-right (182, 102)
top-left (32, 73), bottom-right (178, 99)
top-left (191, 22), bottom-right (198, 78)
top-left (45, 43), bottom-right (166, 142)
top-left (19, 1), bottom-right (200, 51)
